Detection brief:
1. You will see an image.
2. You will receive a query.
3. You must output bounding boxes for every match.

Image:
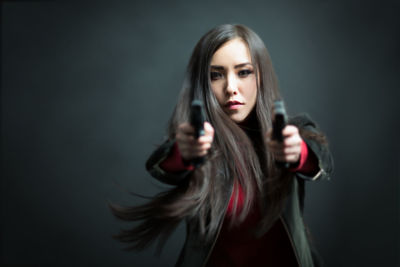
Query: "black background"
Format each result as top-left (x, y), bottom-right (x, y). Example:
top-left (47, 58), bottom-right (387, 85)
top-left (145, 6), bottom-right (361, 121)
top-left (1, 0), bottom-right (399, 266)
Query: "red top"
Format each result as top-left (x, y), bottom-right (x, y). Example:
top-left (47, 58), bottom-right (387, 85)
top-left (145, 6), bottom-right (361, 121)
top-left (160, 139), bottom-right (316, 176)
top-left (160, 139), bottom-right (318, 266)
top-left (160, 142), bottom-right (195, 172)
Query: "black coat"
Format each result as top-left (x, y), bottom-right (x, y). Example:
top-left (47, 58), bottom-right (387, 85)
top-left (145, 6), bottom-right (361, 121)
top-left (146, 114), bottom-right (334, 267)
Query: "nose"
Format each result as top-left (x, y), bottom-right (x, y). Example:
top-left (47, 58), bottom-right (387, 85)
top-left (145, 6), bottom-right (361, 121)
top-left (226, 73), bottom-right (238, 95)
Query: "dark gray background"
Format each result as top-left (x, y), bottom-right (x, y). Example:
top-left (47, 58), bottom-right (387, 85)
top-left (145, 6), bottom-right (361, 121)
top-left (1, 0), bottom-right (399, 266)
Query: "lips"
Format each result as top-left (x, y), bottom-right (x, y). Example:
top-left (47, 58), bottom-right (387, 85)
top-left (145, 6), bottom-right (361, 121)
top-left (225, 100), bottom-right (244, 107)
top-left (225, 100), bottom-right (244, 110)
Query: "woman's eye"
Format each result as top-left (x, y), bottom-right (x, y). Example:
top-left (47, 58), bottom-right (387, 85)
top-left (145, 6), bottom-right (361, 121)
top-left (210, 72), bottom-right (223, 80)
top-left (238, 69), bottom-right (253, 77)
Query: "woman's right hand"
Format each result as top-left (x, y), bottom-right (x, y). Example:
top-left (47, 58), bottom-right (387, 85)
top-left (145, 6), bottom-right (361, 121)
top-left (175, 122), bottom-right (214, 161)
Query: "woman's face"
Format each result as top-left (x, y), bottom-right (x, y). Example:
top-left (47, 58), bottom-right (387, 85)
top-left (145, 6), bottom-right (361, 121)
top-left (210, 38), bottom-right (257, 123)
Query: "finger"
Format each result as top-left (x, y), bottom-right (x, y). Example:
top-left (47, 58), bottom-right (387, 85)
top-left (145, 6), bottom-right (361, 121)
top-left (271, 142), bottom-right (301, 155)
top-left (204, 122), bottom-right (215, 137)
top-left (176, 131), bottom-right (196, 144)
top-left (274, 156), bottom-right (299, 163)
top-left (192, 142), bottom-right (212, 153)
top-left (269, 143), bottom-right (300, 157)
top-left (284, 134), bottom-right (302, 147)
top-left (283, 146), bottom-right (301, 155)
top-left (282, 125), bottom-right (299, 137)
top-left (178, 123), bottom-right (195, 135)
top-left (285, 153), bottom-right (300, 163)
top-left (200, 142), bottom-right (212, 151)
top-left (274, 153), bottom-right (300, 163)
top-left (198, 150), bottom-right (209, 157)
top-left (273, 146), bottom-right (298, 155)
top-left (198, 134), bottom-right (213, 144)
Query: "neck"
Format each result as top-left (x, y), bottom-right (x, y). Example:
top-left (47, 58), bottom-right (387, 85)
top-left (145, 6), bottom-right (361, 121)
top-left (238, 108), bottom-right (259, 132)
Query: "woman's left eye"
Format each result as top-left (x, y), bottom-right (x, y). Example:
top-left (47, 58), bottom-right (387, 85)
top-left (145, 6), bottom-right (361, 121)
top-left (238, 69), bottom-right (253, 77)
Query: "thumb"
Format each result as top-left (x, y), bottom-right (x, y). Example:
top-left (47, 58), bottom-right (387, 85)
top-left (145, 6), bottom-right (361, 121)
top-left (204, 122), bottom-right (215, 137)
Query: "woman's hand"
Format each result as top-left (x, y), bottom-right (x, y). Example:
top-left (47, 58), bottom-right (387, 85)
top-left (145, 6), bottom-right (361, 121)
top-left (176, 122), bottom-right (214, 161)
top-left (266, 125), bottom-right (302, 163)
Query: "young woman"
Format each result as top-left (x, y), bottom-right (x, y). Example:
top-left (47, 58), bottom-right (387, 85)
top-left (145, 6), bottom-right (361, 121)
top-left (111, 24), bottom-right (333, 267)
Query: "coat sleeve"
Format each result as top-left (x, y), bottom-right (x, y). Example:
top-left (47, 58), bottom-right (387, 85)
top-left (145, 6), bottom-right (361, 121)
top-left (289, 114), bottom-right (334, 181)
top-left (145, 139), bottom-right (193, 186)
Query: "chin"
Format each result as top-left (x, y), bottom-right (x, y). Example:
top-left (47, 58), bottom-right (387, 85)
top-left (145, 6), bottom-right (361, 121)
top-left (230, 114), bottom-right (246, 123)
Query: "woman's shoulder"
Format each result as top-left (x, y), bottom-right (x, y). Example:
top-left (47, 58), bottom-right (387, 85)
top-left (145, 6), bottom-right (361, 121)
top-left (288, 113), bottom-right (317, 129)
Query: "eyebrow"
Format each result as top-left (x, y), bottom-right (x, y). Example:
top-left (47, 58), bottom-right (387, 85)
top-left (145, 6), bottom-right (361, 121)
top-left (210, 63), bottom-right (253, 70)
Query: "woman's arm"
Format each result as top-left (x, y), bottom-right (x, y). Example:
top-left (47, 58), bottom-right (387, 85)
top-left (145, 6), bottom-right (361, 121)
top-left (290, 114), bottom-right (334, 181)
top-left (266, 113), bottom-right (333, 181)
top-left (146, 139), bottom-right (193, 186)
top-left (146, 122), bottom-right (214, 186)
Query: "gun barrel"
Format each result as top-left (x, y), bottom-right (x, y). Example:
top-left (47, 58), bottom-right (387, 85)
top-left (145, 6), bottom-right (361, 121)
top-left (190, 100), bottom-right (206, 166)
top-left (272, 100), bottom-right (289, 168)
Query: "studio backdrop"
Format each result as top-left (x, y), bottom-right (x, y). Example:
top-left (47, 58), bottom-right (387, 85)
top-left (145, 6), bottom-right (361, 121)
top-left (1, 0), bottom-right (399, 266)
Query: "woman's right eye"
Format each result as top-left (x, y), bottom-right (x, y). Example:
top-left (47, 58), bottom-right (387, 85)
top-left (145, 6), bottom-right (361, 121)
top-left (210, 72), bottom-right (223, 80)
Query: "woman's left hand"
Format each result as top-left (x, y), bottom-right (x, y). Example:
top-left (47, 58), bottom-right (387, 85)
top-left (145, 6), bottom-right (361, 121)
top-left (266, 125), bottom-right (302, 163)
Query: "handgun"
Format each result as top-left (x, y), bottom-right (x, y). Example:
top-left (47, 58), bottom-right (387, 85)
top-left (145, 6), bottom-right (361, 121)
top-left (272, 100), bottom-right (289, 168)
top-left (190, 100), bottom-right (206, 166)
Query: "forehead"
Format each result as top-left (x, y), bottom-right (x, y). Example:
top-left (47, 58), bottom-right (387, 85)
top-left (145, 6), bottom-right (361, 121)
top-left (211, 38), bottom-right (252, 65)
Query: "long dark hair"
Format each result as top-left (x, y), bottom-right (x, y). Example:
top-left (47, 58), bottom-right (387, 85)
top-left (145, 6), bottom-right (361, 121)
top-left (111, 24), bottom-right (314, 252)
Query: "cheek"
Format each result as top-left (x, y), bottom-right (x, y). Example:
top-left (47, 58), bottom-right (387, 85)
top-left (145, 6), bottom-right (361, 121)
top-left (211, 83), bottom-right (224, 104)
top-left (244, 80), bottom-right (258, 102)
